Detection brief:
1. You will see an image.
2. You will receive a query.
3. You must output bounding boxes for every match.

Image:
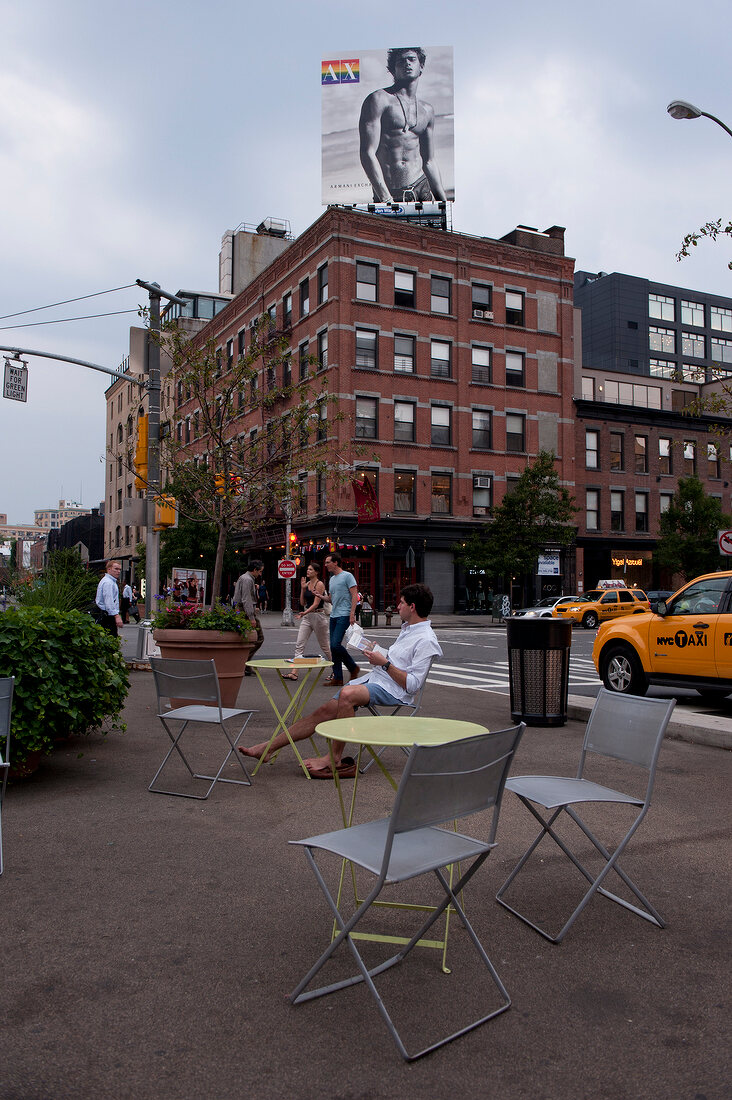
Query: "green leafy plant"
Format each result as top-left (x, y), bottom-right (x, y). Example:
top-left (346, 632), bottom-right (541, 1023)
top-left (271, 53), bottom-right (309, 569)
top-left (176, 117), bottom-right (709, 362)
top-left (153, 601), bottom-right (252, 636)
top-left (15, 549), bottom-right (98, 612)
top-left (0, 607), bottom-right (130, 769)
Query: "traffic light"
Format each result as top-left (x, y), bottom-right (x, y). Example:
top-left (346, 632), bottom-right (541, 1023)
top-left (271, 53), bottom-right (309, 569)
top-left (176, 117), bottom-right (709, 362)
top-left (215, 473), bottom-right (225, 495)
top-left (289, 531), bottom-right (298, 548)
top-left (153, 495), bottom-right (177, 530)
top-left (133, 414), bottom-right (148, 490)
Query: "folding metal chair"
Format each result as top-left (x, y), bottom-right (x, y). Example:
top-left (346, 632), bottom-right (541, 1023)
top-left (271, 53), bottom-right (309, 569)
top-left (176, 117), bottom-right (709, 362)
top-left (149, 657), bottom-right (256, 800)
top-left (0, 676), bottom-right (14, 876)
top-left (289, 723), bottom-right (525, 1062)
top-left (496, 688), bottom-right (676, 943)
top-left (359, 655), bottom-right (435, 773)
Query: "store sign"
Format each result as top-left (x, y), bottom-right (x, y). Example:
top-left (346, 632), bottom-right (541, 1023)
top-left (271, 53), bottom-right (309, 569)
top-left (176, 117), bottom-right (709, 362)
top-left (537, 552), bottom-right (560, 576)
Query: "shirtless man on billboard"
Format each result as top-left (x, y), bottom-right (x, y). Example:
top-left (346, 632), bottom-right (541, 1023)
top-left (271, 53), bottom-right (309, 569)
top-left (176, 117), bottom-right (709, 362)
top-left (359, 47), bottom-right (447, 203)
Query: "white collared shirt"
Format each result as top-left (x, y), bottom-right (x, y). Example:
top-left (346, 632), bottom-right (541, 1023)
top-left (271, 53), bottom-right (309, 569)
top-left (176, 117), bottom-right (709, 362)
top-left (351, 619), bottom-right (442, 703)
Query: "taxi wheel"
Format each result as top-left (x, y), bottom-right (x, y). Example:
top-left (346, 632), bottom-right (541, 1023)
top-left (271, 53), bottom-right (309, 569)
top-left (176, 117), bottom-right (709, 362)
top-left (581, 611), bottom-right (599, 629)
top-left (601, 644), bottom-right (648, 696)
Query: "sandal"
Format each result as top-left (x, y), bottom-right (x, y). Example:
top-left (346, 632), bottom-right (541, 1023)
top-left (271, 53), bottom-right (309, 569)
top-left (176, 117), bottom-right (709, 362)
top-left (282, 672), bottom-right (299, 681)
top-left (306, 757), bottom-right (357, 780)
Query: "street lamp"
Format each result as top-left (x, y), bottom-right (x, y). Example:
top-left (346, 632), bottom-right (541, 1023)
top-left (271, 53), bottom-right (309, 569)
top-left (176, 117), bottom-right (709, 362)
top-left (667, 100), bottom-right (732, 140)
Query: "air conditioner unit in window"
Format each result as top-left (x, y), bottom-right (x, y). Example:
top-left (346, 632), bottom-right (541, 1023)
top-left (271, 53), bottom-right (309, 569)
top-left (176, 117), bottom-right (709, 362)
top-left (473, 309), bottom-right (494, 320)
top-left (474, 476), bottom-right (491, 489)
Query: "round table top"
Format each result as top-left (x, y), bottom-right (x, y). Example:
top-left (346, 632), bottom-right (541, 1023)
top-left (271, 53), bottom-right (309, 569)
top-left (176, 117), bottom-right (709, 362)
top-left (316, 716), bottom-right (488, 748)
top-left (247, 658), bottom-right (332, 669)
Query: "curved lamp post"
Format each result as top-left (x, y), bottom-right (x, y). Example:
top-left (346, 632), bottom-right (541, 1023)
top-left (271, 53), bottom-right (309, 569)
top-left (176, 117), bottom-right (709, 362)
top-left (667, 100), bottom-right (732, 140)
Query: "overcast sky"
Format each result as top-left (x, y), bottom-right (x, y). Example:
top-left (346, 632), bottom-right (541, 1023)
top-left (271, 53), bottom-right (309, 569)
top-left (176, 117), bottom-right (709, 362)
top-left (1, 0), bottom-right (730, 523)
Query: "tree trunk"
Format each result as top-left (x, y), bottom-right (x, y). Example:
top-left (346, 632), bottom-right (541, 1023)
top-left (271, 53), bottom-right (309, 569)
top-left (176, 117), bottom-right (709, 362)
top-left (210, 521), bottom-right (228, 607)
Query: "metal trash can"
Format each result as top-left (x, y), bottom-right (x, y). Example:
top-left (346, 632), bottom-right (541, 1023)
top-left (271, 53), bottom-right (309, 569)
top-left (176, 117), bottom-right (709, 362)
top-left (506, 617), bottom-right (572, 727)
top-left (360, 608), bottom-right (373, 629)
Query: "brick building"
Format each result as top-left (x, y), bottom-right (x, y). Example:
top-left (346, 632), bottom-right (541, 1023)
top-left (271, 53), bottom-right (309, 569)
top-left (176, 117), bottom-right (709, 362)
top-left (173, 207), bottom-right (577, 612)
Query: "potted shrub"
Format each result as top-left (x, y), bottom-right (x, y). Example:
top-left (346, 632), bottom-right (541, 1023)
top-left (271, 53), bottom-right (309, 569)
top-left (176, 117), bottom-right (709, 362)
top-left (152, 602), bottom-right (256, 707)
top-left (0, 607), bottom-right (129, 777)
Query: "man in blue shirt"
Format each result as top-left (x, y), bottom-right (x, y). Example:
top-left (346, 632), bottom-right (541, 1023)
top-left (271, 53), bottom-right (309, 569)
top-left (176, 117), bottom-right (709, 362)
top-left (323, 552), bottom-right (360, 687)
top-left (95, 560), bottom-right (123, 636)
top-left (240, 583), bottom-right (442, 777)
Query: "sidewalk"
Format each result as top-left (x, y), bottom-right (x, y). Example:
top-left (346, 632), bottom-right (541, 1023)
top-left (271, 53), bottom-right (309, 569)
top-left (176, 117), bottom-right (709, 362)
top-left (1, 671), bottom-right (728, 1099)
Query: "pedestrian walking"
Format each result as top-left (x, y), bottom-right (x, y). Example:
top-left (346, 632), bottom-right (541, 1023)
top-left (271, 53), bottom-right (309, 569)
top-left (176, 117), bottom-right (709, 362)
top-left (95, 560), bottom-right (123, 637)
top-left (233, 560), bottom-right (265, 674)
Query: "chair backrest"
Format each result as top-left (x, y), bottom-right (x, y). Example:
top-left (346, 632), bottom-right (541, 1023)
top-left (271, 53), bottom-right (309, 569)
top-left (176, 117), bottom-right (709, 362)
top-left (149, 658), bottom-right (222, 709)
top-left (405, 654), bottom-right (435, 716)
top-left (390, 724), bottom-right (525, 844)
top-left (580, 687), bottom-right (675, 777)
top-left (0, 676), bottom-right (13, 749)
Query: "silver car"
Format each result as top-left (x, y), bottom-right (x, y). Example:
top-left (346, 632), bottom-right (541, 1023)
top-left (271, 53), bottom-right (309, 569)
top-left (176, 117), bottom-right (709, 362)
top-left (512, 595), bottom-right (578, 618)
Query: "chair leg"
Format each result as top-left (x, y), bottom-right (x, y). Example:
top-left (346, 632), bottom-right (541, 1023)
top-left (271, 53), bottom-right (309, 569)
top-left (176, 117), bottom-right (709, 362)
top-left (292, 848), bottom-right (509, 1061)
top-left (496, 800), bottom-right (664, 943)
top-left (149, 714), bottom-right (254, 799)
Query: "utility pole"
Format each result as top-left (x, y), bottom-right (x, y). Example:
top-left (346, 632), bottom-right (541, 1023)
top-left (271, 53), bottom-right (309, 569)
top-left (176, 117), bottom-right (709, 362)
top-left (135, 280), bottom-right (187, 618)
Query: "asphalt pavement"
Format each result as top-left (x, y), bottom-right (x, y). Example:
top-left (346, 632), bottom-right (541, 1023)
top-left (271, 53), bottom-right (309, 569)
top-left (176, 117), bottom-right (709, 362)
top-left (2, 623), bottom-right (730, 1099)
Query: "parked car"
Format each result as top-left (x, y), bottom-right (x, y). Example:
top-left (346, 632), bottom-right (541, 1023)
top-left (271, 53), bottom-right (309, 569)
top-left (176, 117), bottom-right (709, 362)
top-left (552, 587), bottom-right (650, 629)
top-left (513, 596), bottom-right (578, 618)
top-left (592, 570), bottom-right (732, 699)
top-left (645, 590), bottom-right (674, 613)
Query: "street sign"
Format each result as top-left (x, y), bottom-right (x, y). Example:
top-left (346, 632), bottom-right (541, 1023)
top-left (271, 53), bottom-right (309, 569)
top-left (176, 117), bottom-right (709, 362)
top-left (278, 558), bottom-right (297, 579)
top-left (3, 359), bottom-right (28, 402)
top-left (718, 529), bottom-right (732, 556)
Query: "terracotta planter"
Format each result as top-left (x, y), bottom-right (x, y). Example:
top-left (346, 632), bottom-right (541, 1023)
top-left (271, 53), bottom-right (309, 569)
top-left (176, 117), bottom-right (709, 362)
top-left (153, 629), bottom-right (257, 708)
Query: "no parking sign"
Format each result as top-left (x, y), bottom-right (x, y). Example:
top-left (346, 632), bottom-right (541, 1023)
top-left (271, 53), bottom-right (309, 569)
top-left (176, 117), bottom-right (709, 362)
top-left (718, 530), bottom-right (732, 556)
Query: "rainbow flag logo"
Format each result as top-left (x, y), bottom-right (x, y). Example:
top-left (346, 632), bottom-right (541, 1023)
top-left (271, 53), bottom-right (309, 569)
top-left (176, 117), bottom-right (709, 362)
top-left (322, 58), bottom-right (359, 85)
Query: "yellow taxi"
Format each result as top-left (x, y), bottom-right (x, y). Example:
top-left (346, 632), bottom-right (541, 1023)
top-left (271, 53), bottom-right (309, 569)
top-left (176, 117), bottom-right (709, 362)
top-left (592, 571), bottom-right (732, 699)
top-left (551, 587), bottom-right (650, 630)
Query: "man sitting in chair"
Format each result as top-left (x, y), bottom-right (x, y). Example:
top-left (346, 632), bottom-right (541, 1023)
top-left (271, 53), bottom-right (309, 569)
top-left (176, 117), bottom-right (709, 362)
top-left (240, 583), bottom-right (442, 778)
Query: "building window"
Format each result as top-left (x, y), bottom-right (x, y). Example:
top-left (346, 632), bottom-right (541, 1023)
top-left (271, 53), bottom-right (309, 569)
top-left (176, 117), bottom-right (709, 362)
top-left (649, 293), bottom-right (675, 321)
top-left (683, 440), bottom-right (696, 474)
top-left (635, 491), bottom-right (649, 532)
top-left (356, 262), bottom-right (378, 301)
top-left (355, 396), bottom-right (377, 439)
top-left (282, 293), bottom-right (292, 328)
top-left (431, 405), bottom-right (451, 446)
top-left (506, 413), bottom-right (526, 453)
top-left (296, 473), bottom-right (308, 513)
top-left (472, 409), bottom-right (492, 449)
top-left (394, 269), bottom-right (415, 308)
top-left (505, 350), bottom-right (525, 387)
top-left (609, 432), bottom-right (624, 471)
top-left (708, 442), bottom-right (721, 478)
top-left (658, 436), bottom-right (672, 475)
top-left (317, 263), bottom-right (328, 304)
top-left (316, 472), bottom-right (327, 511)
top-left (710, 336), bottom-right (732, 364)
top-left (610, 491), bottom-right (624, 532)
top-left (116, 489), bottom-right (122, 510)
top-left (117, 456), bottom-right (123, 478)
top-left (710, 305), bottom-right (732, 332)
top-left (681, 300), bottom-right (704, 326)
top-left (299, 341), bottom-right (309, 380)
top-left (317, 329), bottom-right (328, 371)
top-left (355, 329), bottom-right (377, 370)
top-left (353, 468), bottom-right (378, 512)
top-left (682, 332), bottom-right (705, 358)
top-left (660, 492), bottom-right (673, 515)
top-left (471, 345), bottom-right (491, 384)
top-left (316, 402), bottom-right (327, 442)
top-left (586, 489), bottom-right (599, 532)
top-left (604, 380), bottom-right (662, 408)
top-left (649, 326), bottom-right (675, 355)
top-left (430, 340), bottom-right (451, 378)
top-left (394, 470), bottom-right (416, 511)
top-left (185, 418), bottom-right (191, 443)
top-left (472, 475), bottom-right (492, 516)
top-left (472, 283), bottom-right (492, 319)
top-left (635, 435), bottom-right (648, 474)
top-left (431, 473), bottom-right (452, 514)
top-left (505, 290), bottom-right (525, 326)
top-left (394, 334), bottom-right (415, 373)
top-left (582, 376), bottom-right (595, 400)
top-left (300, 278), bottom-right (310, 317)
top-left (266, 365), bottom-right (276, 391)
top-left (394, 400), bottom-right (415, 442)
top-left (282, 353), bottom-right (291, 388)
top-left (430, 276), bottom-right (451, 314)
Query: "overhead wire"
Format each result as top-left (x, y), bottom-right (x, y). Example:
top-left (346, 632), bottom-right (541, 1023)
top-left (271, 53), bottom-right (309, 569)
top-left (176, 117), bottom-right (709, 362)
top-left (0, 310), bottom-right (140, 330)
top-left (0, 283), bottom-right (139, 321)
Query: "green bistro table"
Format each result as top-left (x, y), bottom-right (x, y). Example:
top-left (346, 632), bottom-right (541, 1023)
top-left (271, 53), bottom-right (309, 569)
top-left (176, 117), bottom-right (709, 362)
top-left (248, 658), bottom-right (332, 779)
top-left (315, 715), bottom-right (490, 972)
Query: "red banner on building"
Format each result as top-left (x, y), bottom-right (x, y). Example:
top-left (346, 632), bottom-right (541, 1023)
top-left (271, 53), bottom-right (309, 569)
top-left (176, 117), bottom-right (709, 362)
top-left (351, 478), bottom-right (380, 523)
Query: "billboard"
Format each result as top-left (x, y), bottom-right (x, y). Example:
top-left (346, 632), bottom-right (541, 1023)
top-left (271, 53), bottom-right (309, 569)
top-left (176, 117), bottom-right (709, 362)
top-left (321, 46), bottom-right (454, 207)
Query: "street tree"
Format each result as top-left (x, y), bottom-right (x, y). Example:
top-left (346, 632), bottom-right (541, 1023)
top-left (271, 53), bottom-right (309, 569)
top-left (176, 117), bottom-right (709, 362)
top-left (154, 315), bottom-right (343, 604)
top-left (653, 475), bottom-right (731, 581)
top-left (458, 451), bottom-right (577, 597)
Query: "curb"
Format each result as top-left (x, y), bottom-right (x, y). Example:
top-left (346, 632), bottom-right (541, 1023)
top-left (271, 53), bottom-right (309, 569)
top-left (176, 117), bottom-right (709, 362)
top-left (567, 694), bottom-right (731, 751)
